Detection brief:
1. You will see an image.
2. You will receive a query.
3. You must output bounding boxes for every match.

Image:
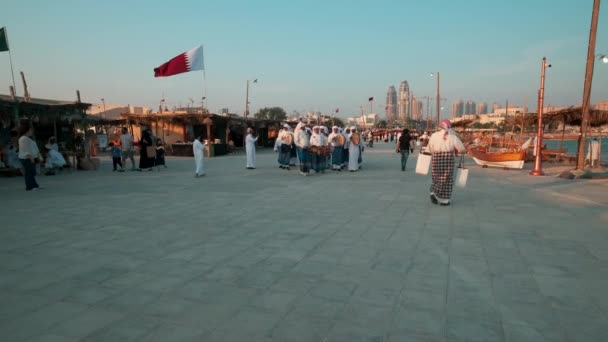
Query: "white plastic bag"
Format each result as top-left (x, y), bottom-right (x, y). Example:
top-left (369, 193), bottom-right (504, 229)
top-left (416, 153), bottom-right (431, 175)
top-left (455, 156), bottom-right (468, 188)
top-left (455, 167), bottom-right (468, 188)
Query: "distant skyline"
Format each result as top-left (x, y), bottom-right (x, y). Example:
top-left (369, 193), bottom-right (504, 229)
top-left (2, 0), bottom-right (608, 120)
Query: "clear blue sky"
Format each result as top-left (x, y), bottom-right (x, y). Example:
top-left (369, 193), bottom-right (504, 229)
top-left (1, 0), bottom-right (608, 119)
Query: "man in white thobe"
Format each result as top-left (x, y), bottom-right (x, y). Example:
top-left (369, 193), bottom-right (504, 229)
top-left (193, 135), bottom-right (205, 177)
top-left (348, 126), bottom-right (360, 172)
top-left (587, 137), bottom-right (601, 167)
top-left (245, 127), bottom-right (259, 169)
top-left (274, 128), bottom-right (283, 153)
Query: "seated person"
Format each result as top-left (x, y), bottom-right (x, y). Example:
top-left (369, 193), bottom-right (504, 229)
top-left (5, 142), bottom-right (21, 169)
top-left (44, 136), bottom-right (67, 175)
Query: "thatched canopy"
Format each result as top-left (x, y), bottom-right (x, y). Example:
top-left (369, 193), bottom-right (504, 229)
top-left (543, 106), bottom-right (608, 127)
top-left (503, 113), bottom-right (538, 127)
top-left (502, 107), bottom-right (608, 128)
top-left (0, 94), bottom-right (91, 122)
top-left (121, 112), bottom-right (213, 125)
top-left (450, 118), bottom-right (476, 128)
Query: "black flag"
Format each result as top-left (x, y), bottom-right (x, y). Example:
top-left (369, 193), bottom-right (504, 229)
top-left (368, 96), bottom-right (374, 102)
top-left (0, 27), bottom-right (9, 52)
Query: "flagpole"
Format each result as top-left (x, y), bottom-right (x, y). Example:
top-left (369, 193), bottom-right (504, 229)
top-left (3, 27), bottom-right (17, 96)
top-left (202, 44), bottom-right (207, 113)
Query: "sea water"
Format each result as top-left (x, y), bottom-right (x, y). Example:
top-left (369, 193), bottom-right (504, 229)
top-left (545, 138), bottom-right (608, 161)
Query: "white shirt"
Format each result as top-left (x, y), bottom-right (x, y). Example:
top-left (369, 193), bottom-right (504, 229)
top-left (343, 132), bottom-right (351, 148)
top-left (120, 133), bottom-right (134, 152)
top-left (193, 139), bottom-right (205, 156)
top-left (328, 132), bottom-right (340, 147)
top-left (310, 133), bottom-right (327, 147)
top-left (428, 130), bottom-right (466, 153)
top-left (18, 136), bottom-right (40, 159)
top-left (294, 129), bottom-right (310, 148)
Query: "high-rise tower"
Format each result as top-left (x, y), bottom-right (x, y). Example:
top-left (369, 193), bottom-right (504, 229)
top-left (385, 86), bottom-right (397, 122)
top-left (398, 81), bottom-right (410, 122)
top-left (476, 102), bottom-right (488, 114)
top-left (464, 101), bottom-right (476, 115)
top-left (451, 99), bottom-right (464, 118)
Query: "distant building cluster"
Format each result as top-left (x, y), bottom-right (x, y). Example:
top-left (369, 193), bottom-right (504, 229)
top-left (384, 81), bottom-right (423, 123)
top-left (450, 100), bottom-right (489, 117)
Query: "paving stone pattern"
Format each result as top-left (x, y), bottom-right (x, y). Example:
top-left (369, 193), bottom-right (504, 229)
top-left (1, 142), bottom-right (607, 341)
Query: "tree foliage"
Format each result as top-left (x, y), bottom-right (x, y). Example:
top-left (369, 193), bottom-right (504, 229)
top-left (332, 117), bottom-right (346, 128)
top-left (254, 107), bottom-right (287, 121)
top-left (376, 120), bottom-right (388, 128)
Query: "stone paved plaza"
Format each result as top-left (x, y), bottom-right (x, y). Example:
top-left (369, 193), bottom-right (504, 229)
top-left (1, 142), bottom-right (607, 342)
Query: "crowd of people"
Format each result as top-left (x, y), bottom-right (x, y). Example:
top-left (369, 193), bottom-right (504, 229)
top-left (11, 120), bottom-right (468, 207)
top-left (272, 123), bottom-right (364, 176)
top-left (111, 127), bottom-right (167, 173)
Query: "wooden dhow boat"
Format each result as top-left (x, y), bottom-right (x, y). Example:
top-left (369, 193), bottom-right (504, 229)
top-left (467, 144), bottom-right (527, 169)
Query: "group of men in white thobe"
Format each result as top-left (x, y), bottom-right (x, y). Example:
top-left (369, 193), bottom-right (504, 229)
top-left (191, 123), bottom-right (365, 177)
top-left (275, 124), bottom-right (297, 170)
top-left (289, 123), bottom-right (363, 175)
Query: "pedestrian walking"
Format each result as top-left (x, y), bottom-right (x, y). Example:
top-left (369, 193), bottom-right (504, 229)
top-left (155, 139), bottom-right (166, 170)
top-left (120, 127), bottom-right (137, 170)
top-left (428, 120), bottom-right (466, 206)
top-left (109, 142), bottom-right (124, 172)
top-left (193, 135), bottom-right (205, 177)
top-left (18, 125), bottom-right (42, 191)
top-left (245, 127), bottom-right (259, 169)
top-left (396, 128), bottom-right (411, 171)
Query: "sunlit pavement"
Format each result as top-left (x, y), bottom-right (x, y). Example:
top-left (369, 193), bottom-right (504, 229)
top-left (0, 142), bottom-right (607, 341)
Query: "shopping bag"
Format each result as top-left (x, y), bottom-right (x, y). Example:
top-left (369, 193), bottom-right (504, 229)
top-left (416, 153), bottom-right (431, 175)
top-left (455, 156), bottom-right (468, 188)
top-left (146, 146), bottom-right (156, 158)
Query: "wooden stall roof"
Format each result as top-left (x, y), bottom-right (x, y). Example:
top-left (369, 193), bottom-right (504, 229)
top-left (0, 94), bottom-right (93, 121)
top-left (0, 94), bottom-right (91, 110)
top-left (120, 111), bottom-right (283, 127)
top-left (543, 106), bottom-right (608, 127)
top-left (502, 108), bottom-right (608, 128)
top-left (121, 112), bottom-right (218, 124)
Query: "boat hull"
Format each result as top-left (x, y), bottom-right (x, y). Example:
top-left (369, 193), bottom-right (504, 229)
top-left (468, 147), bottom-right (526, 169)
top-left (470, 157), bottom-right (525, 169)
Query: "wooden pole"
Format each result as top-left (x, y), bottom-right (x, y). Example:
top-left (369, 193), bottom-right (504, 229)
top-left (4, 27), bottom-right (18, 97)
top-left (436, 72), bottom-right (440, 127)
top-left (530, 58), bottom-right (548, 176)
top-left (577, 0), bottom-right (600, 170)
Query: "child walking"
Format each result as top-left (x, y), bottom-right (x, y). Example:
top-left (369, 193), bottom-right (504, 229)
top-left (109, 142), bottom-right (124, 172)
top-left (155, 139), bottom-right (167, 171)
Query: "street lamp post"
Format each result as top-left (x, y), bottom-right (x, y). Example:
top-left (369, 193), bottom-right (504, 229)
top-left (100, 98), bottom-right (106, 119)
top-left (244, 78), bottom-right (258, 120)
top-left (244, 80), bottom-right (250, 120)
top-left (530, 56), bottom-right (551, 176)
top-left (430, 72), bottom-right (441, 127)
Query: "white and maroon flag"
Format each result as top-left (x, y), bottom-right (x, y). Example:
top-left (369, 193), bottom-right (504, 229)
top-left (154, 45), bottom-right (204, 77)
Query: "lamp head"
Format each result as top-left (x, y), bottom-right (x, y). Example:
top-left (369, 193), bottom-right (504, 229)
top-left (601, 55), bottom-right (608, 64)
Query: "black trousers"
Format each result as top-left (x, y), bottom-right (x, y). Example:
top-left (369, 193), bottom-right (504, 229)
top-left (20, 158), bottom-right (39, 191)
top-left (112, 157), bottom-right (123, 170)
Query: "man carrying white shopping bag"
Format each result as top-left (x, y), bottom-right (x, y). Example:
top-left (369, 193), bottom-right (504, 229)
top-left (455, 155), bottom-right (468, 188)
top-left (427, 120), bottom-right (466, 206)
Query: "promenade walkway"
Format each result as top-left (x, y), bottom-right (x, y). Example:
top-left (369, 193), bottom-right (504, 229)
top-left (0, 142), bottom-right (606, 341)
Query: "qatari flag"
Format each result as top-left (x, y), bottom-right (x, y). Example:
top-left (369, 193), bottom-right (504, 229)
top-left (154, 45), bottom-right (204, 77)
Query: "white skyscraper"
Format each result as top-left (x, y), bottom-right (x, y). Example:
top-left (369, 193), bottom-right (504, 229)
top-left (398, 81), bottom-right (410, 122)
top-left (385, 86), bottom-right (398, 122)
